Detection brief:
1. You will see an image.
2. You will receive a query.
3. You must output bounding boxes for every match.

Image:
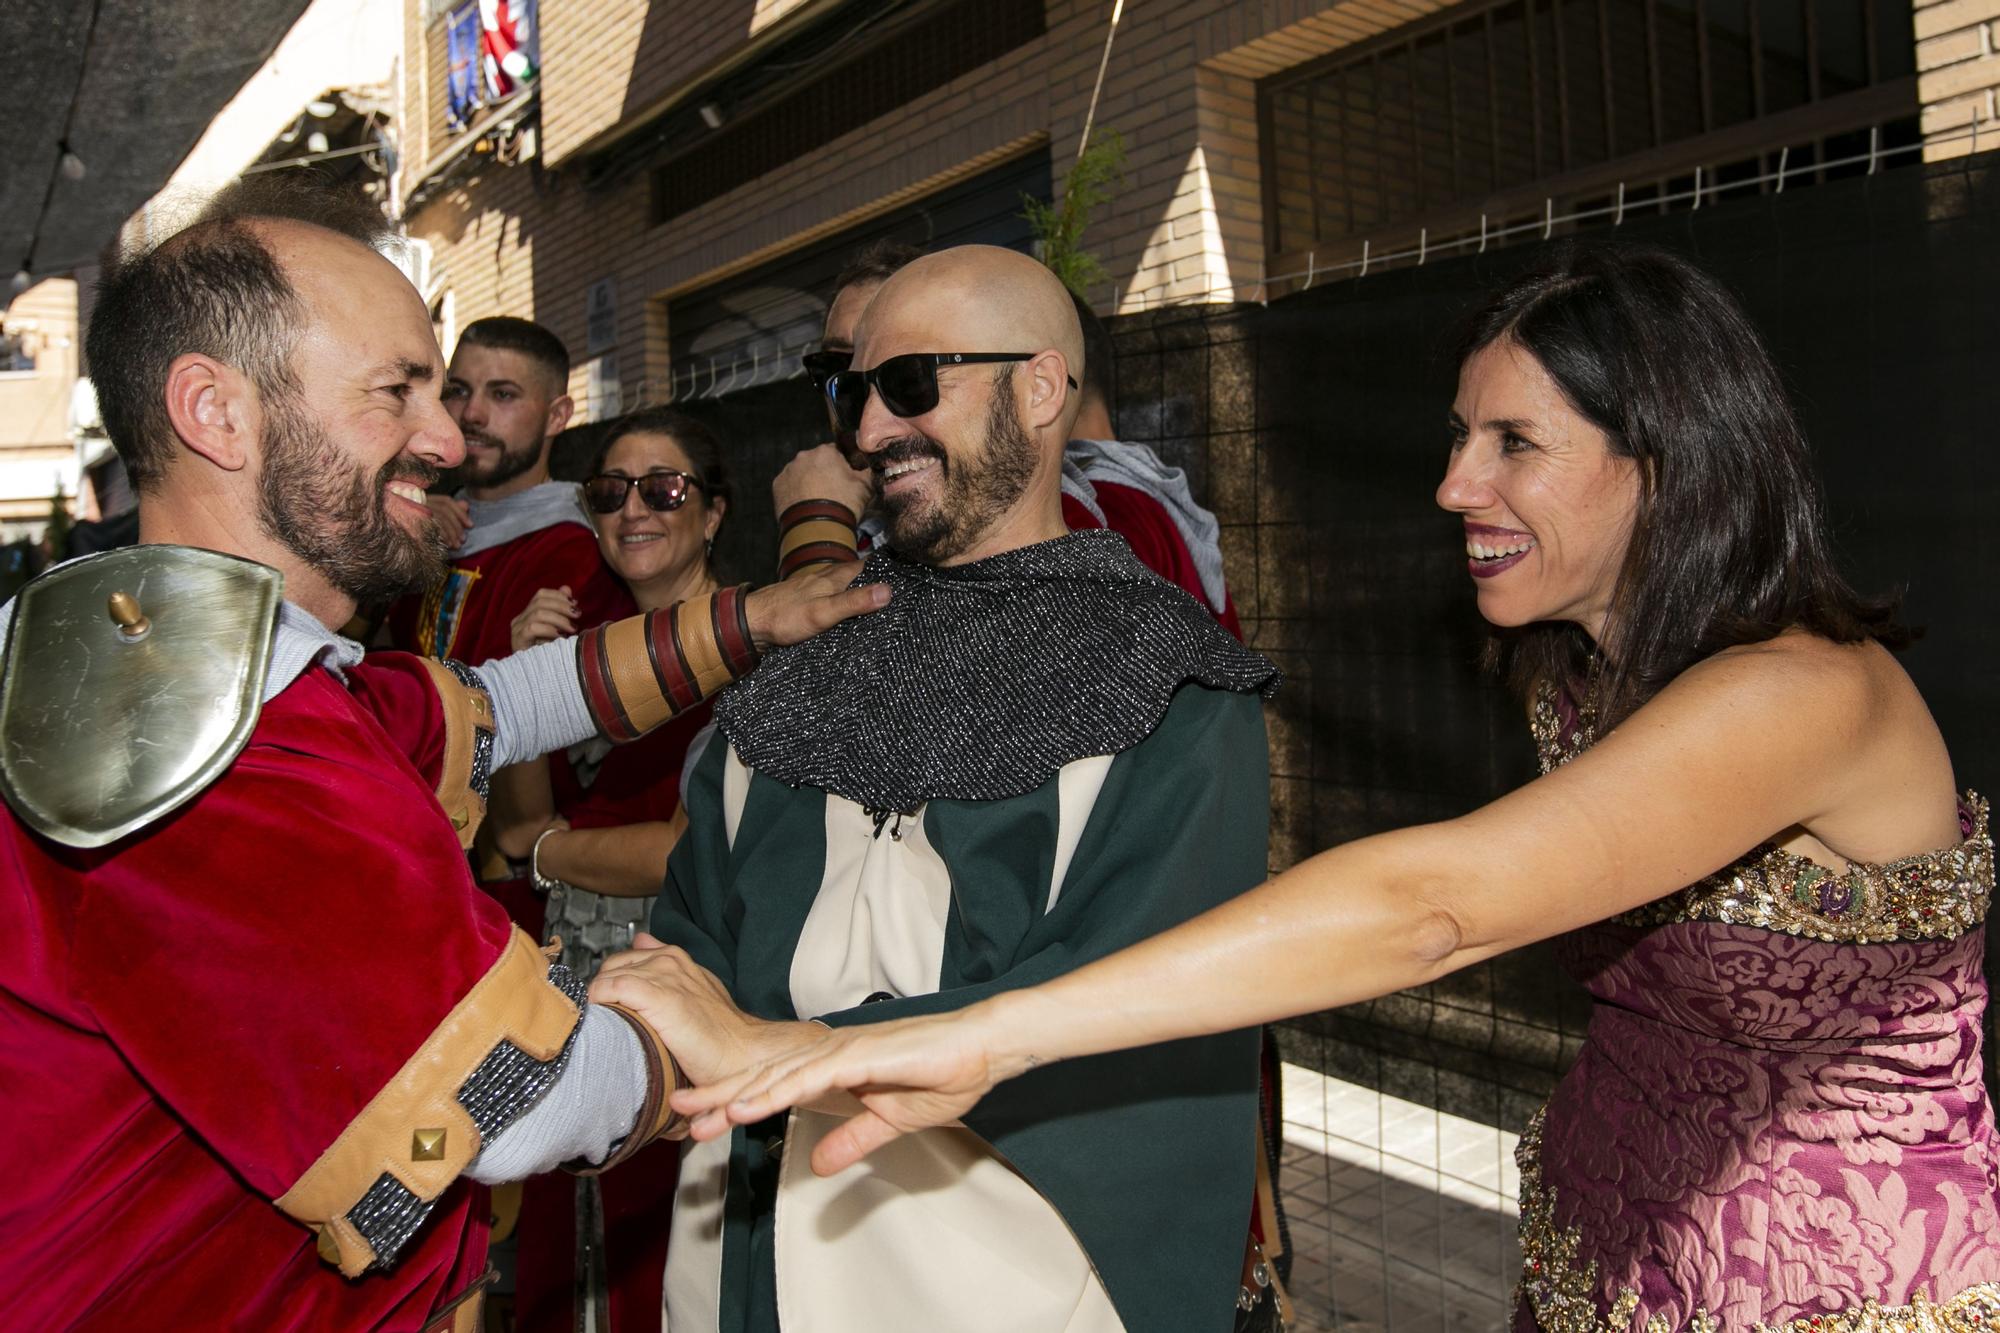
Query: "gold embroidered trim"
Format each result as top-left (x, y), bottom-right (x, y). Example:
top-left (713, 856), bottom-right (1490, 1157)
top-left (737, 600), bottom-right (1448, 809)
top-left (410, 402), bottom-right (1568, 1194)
top-left (1517, 1107), bottom-right (2000, 1333)
top-left (1528, 682), bottom-right (1992, 945)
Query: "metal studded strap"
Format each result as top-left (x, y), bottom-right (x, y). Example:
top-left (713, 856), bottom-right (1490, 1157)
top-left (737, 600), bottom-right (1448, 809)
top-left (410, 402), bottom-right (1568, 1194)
top-left (276, 928), bottom-right (584, 1276)
top-left (418, 657), bottom-right (497, 850)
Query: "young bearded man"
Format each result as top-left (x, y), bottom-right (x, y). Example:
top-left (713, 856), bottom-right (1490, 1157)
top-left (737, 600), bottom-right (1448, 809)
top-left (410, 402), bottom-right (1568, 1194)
top-left (384, 316), bottom-right (622, 665)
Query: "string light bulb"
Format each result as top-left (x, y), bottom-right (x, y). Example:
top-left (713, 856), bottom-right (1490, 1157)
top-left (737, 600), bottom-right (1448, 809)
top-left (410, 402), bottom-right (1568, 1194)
top-left (10, 268), bottom-right (31, 294)
top-left (58, 144), bottom-right (85, 181)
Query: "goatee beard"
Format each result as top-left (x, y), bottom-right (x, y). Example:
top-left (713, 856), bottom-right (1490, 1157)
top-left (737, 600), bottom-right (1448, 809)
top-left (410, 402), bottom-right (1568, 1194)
top-left (458, 428), bottom-right (544, 492)
top-left (257, 394), bottom-right (448, 605)
top-left (880, 373), bottom-right (1039, 565)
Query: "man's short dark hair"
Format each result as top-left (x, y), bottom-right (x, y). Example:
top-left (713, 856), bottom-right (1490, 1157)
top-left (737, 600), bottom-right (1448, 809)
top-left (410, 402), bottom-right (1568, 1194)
top-left (1069, 288), bottom-right (1116, 413)
top-left (85, 173), bottom-right (394, 492)
top-left (455, 317), bottom-right (570, 393)
top-left (833, 240), bottom-right (925, 296)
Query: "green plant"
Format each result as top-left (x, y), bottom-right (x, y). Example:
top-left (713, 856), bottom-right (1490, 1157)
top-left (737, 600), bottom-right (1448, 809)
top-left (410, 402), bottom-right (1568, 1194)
top-left (43, 484), bottom-right (70, 555)
top-left (1023, 128), bottom-right (1127, 299)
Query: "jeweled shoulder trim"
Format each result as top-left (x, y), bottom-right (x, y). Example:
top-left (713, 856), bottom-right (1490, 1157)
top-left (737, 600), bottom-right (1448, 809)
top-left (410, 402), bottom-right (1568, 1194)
top-left (1609, 794), bottom-right (1990, 943)
top-left (1528, 683), bottom-right (1991, 944)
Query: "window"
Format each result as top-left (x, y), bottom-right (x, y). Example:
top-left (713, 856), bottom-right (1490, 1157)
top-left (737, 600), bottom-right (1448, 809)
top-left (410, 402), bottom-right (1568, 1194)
top-left (643, 0), bottom-right (1045, 226)
top-left (1261, 0), bottom-right (1918, 275)
top-left (663, 148), bottom-right (1051, 400)
top-left (0, 332), bottom-right (34, 374)
top-left (445, 0), bottom-right (539, 132)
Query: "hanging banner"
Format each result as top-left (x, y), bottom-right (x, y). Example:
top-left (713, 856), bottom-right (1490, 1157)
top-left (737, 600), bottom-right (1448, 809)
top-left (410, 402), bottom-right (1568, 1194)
top-left (446, 0), bottom-right (539, 131)
top-left (479, 0), bottom-right (538, 101)
top-left (444, 2), bottom-right (482, 130)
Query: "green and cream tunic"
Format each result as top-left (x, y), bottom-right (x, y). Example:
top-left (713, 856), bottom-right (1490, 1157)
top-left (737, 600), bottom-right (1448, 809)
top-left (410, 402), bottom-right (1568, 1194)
top-left (649, 532), bottom-right (1279, 1333)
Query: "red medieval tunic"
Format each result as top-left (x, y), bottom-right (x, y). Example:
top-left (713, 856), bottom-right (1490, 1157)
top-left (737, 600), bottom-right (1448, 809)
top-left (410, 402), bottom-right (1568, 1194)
top-left (0, 653), bottom-right (533, 1331)
top-left (385, 515), bottom-right (625, 667)
top-left (382, 497), bottom-right (625, 937)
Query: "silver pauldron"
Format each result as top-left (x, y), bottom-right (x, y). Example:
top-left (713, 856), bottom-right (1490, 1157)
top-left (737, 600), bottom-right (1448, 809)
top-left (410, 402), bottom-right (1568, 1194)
top-left (0, 546), bottom-right (283, 848)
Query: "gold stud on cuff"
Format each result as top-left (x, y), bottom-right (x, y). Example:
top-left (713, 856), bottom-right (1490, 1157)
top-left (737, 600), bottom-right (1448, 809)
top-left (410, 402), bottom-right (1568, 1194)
top-left (412, 1127), bottom-right (448, 1161)
top-left (316, 1225), bottom-right (342, 1265)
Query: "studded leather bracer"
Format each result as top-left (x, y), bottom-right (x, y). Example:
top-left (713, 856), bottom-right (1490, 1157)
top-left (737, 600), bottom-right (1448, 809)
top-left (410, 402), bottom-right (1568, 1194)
top-left (418, 659), bottom-right (496, 851)
top-left (276, 930), bottom-right (585, 1276)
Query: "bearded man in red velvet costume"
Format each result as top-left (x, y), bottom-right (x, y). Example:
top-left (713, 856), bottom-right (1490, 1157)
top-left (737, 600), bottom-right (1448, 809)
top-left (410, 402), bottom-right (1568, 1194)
top-left (0, 182), bottom-right (881, 1330)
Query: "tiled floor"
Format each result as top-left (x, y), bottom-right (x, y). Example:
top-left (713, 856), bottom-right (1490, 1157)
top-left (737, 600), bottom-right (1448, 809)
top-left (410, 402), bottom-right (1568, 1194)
top-left (1275, 1066), bottom-right (1522, 1332)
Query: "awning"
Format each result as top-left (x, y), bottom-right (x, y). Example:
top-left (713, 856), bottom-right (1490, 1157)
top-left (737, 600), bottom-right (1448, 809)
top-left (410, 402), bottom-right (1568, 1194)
top-left (1, 0), bottom-right (312, 294)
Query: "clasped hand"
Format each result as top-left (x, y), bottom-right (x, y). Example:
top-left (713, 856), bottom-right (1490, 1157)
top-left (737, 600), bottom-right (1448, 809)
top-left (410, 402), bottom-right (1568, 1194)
top-left (588, 934), bottom-right (825, 1090)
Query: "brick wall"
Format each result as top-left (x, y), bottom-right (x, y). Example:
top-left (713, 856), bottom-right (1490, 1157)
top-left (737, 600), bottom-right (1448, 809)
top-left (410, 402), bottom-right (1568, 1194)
top-left (1918, 0), bottom-right (2000, 157)
top-left (404, 1), bottom-right (1983, 404)
top-left (540, 0), bottom-right (822, 166)
top-left (401, 0), bottom-right (1468, 401)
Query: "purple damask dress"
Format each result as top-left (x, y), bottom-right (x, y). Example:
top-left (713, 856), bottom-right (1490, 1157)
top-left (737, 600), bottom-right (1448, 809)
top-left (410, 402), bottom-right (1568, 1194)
top-left (1516, 683), bottom-right (2000, 1333)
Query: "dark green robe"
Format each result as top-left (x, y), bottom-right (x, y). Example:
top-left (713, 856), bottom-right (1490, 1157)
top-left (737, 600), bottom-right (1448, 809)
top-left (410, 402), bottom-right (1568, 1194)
top-left (651, 679), bottom-right (1270, 1332)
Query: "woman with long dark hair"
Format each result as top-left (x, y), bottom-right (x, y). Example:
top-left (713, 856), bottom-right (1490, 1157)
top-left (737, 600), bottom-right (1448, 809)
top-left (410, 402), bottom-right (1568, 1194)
top-left (623, 244), bottom-right (2000, 1328)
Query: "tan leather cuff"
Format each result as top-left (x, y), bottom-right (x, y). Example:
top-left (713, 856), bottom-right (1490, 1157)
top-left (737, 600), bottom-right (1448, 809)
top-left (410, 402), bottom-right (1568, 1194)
top-left (576, 588), bottom-right (759, 744)
top-left (419, 658), bottom-right (496, 851)
top-left (276, 928), bottom-right (579, 1276)
top-left (778, 500), bottom-right (861, 579)
top-left (571, 1001), bottom-right (689, 1174)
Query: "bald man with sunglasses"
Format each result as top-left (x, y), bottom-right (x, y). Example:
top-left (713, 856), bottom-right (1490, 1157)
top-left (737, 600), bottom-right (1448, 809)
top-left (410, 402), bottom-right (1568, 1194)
top-left (589, 245), bottom-right (1281, 1333)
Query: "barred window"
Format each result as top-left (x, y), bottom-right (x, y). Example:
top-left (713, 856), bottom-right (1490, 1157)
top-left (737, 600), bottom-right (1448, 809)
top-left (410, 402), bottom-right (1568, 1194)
top-left (1261, 0), bottom-right (1918, 275)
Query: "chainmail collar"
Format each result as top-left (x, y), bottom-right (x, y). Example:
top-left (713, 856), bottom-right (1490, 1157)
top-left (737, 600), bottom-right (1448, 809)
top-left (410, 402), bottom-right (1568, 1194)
top-left (715, 528), bottom-right (1278, 811)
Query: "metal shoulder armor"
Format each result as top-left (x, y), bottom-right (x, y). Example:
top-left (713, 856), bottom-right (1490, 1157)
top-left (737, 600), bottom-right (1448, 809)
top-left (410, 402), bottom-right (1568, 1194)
top-left (0, 546), bottom-right (283, 848)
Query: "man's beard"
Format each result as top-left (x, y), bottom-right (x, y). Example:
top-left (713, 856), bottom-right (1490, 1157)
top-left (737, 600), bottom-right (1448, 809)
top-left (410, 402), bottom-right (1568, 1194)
top-left (257, 395), bottom-right (448, 605)
top-left (876, 376), bottom-right (1039, 565)
top-left (458, 424), bottom-right (544, 491)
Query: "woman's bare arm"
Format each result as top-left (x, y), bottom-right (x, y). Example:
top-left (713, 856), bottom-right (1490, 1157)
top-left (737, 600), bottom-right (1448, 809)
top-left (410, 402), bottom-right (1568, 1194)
top-left (537, 810), bottom-right (688, 898)
top-left (678, 638), bottom-right (1922, 1170)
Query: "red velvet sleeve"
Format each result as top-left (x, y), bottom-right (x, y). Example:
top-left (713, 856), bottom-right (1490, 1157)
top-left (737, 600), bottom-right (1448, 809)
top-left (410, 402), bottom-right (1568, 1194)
top-left (66, 673), bottom-right (515, 1205)
top-left (345, 652), bottom-right (450, 787)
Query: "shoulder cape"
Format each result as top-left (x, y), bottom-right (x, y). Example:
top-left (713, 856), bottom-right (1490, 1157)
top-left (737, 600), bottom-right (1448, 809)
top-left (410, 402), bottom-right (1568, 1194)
top-left (714, 528), bottom-right (1278, 811)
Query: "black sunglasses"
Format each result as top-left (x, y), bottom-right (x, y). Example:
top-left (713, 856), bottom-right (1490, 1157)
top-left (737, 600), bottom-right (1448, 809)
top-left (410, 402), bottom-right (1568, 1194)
top-left (824, 352), bottom-right (1076, 434)
top-left (801, 348), bottom-right (851, 392)
top-left (582, 470), bottom-right (704, 514)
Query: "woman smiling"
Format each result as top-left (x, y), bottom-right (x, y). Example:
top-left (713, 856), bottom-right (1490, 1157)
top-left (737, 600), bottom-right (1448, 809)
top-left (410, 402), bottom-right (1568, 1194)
top-left (504, 408), bottom-right (730, 907)
top-left (657, 245), bottom-right (2000, 1330)
top-left (499, 407), bottom-right (733, 1333)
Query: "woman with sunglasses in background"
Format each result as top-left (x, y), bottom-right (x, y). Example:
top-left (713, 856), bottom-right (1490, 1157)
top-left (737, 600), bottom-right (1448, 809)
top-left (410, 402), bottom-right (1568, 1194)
top-left (495, 406), bottom-right (733, 1333)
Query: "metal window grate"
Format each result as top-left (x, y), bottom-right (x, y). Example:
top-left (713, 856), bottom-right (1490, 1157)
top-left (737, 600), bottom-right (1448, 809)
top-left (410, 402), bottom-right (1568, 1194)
top-left (1260, 0), bottom-right (1918, 276)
